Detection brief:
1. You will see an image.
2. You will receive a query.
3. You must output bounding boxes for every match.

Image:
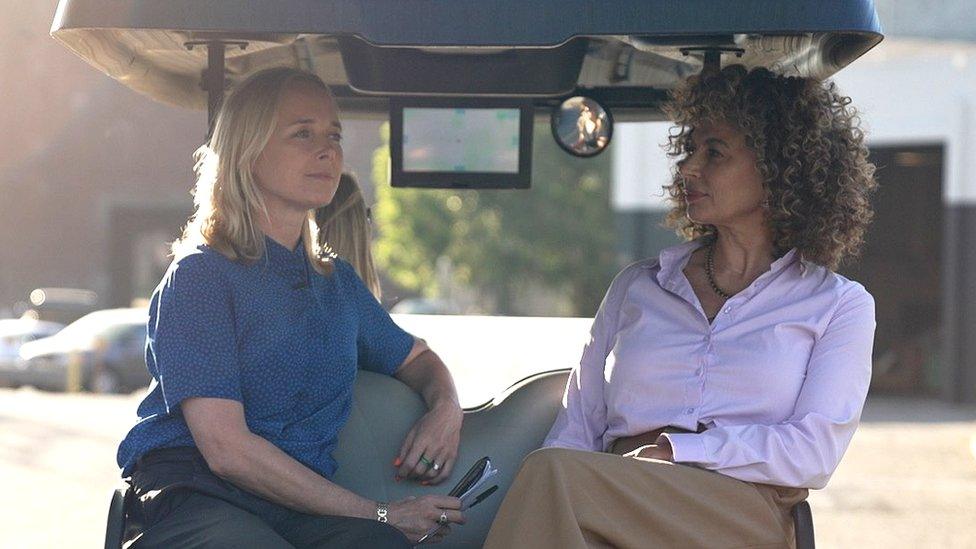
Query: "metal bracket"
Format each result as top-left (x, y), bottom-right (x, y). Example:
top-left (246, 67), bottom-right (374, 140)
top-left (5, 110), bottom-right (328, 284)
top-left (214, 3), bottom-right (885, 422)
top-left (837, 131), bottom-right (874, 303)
top-left (680, 47), bottom-right (745, 77)
top-left (611, 47), bottom-right (635, 83)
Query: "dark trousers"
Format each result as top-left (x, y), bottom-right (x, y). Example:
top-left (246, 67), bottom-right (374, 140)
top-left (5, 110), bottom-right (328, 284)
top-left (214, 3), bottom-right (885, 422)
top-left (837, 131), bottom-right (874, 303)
top-left (127, 447), bottom-right (409, 549)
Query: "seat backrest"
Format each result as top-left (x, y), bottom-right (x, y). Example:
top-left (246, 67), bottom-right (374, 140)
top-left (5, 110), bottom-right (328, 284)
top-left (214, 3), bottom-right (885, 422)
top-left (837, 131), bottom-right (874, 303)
top-left (333, 369), bottom-right (570, 547)
top-left (107, 369), bottom-right (814, 548)
top-left (793, 500), bottom-right (816, 549)
top-left (104, 488), bottom-right (126, 549)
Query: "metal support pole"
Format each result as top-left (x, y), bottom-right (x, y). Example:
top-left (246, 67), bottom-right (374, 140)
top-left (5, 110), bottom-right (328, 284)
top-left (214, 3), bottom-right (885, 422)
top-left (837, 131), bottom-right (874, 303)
top-left (186, 40), bottom-right (247, 138)
top-left (702, 49), bottom-right (721, 77)
top-left (205, 41), bottom-right (226, 138)
top-left (66, 351), bottom-right (82, 393)
top-left (942, 207), bottom-right (976, 403)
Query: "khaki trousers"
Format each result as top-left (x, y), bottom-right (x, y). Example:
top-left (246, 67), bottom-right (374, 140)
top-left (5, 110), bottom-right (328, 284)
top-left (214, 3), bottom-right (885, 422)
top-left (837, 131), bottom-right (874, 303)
top-left (484, 448), bottom-right (807, 549)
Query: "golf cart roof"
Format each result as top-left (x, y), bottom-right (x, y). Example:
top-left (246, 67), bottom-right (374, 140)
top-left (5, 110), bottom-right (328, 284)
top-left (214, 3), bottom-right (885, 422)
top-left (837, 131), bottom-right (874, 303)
top-left (51, 0), bottom-right (883, 115)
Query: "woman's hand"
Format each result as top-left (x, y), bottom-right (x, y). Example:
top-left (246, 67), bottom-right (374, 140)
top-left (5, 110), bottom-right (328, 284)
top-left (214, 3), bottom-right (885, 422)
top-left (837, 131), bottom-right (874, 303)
top-left (624, 436), bottom-right (674, 461)
top-left (387, 495), bottom-right (465, 544)
top-left (395, 402), bottom-right (463, 484)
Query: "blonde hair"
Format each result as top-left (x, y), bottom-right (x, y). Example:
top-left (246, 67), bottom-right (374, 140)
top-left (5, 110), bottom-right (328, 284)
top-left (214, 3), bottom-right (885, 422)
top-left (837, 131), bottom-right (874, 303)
top-left (315, 173), bottom-right (382, 299)
top-left (173, 67), bottom-right (334, 275)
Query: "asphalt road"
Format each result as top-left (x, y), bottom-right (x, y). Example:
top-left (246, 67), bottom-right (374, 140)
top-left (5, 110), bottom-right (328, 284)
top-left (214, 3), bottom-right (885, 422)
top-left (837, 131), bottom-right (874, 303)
top-left (1, 387), bottom-right (974, 548)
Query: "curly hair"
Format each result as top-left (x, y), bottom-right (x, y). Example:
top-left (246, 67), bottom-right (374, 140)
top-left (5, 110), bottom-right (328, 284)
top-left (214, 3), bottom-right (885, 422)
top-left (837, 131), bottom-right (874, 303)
top-left (661, 65), bottom-right (877, 270)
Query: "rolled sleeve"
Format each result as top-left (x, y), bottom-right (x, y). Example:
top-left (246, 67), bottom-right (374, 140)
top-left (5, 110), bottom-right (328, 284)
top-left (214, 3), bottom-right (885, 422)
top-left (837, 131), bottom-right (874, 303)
top-left (664, 286), bottom-right (876, 488)
top-left (150, 253), bottom-right (242, 412)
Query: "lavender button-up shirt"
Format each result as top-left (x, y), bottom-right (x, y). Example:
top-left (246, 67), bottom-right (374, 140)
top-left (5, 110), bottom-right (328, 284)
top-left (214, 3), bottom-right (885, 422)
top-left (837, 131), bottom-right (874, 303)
top-left (543, 239), bottom-right (876, 489)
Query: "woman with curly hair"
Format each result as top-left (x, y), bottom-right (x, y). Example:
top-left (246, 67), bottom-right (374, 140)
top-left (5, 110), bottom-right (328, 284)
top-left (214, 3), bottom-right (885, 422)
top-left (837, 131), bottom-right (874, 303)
top-left (485, 65), bottom-right (877, 549)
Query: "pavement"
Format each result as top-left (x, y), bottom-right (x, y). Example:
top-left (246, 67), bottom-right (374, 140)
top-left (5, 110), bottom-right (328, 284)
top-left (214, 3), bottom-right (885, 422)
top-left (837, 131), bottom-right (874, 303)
top-left (0, 387), bottom-right (974, 548)
top-left (809, 397), bottom-right (976, 548)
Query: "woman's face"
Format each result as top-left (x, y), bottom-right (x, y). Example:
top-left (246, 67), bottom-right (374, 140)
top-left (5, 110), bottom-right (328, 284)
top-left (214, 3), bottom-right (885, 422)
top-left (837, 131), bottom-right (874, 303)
top-left (677, 120), bottom-right (766, 229)
top-left (252, 80), bottom-right (343, 215)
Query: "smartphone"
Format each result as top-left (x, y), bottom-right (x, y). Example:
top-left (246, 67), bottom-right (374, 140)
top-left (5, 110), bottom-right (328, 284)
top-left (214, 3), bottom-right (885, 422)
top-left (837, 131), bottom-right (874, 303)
top-left (448, 456), bottom-right (489, 498)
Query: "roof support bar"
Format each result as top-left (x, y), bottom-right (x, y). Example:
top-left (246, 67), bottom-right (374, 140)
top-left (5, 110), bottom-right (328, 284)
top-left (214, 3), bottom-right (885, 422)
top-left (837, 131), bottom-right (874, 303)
top-left (703, 49), bottom-right (721, 77)
top-left (184, 40), bottom-right (248, 137)
top-left (204, 41), bottom-right (225, 135)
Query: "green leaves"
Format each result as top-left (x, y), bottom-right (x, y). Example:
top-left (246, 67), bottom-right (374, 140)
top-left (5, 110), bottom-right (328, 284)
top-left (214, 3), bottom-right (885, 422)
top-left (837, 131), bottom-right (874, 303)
top-left (373, 123), bottom-right (618, 316)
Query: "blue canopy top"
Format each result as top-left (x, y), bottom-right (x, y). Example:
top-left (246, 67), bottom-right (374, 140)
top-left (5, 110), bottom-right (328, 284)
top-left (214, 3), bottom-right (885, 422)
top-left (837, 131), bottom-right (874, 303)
top-left (51, 0), bottom-right (883, 111)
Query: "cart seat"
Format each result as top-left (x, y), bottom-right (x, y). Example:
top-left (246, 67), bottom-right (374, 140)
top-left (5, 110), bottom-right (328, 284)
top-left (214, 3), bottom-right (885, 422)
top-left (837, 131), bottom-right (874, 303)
top-left (105, 369), bottom-right (815, 548)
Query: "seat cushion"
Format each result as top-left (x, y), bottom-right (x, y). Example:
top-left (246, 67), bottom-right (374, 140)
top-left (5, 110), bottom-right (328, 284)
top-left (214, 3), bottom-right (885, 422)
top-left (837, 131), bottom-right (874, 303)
top-left (333, 369), bottom-right (569, 547)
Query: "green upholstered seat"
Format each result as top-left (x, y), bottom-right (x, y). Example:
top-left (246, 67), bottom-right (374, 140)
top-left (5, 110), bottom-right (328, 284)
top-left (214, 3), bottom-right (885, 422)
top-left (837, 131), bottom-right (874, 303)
top-left (332, 369), bottom-right (570, 548)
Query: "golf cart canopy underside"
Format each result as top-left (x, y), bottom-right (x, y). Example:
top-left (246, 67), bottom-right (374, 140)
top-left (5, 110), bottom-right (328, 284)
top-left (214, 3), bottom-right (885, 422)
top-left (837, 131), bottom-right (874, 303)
top-left (51, 0), bottom-right (883, 115)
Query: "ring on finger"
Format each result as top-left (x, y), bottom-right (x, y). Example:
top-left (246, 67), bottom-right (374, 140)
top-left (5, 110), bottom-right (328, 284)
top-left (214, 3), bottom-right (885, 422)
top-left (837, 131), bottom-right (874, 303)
top-left (439, 512), bottom-right (448, 524)
top-left (419, 455), bottom-right (434, 470)
top-left (431, 461), bottom-right (441, 472)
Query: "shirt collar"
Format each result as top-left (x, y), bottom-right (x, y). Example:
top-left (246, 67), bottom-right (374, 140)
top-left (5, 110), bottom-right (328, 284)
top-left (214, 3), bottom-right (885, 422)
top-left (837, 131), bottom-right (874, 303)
top-left (654, 239), bottom-right (703, 288)
top-left (654, 238), bottom-right (804, 287)
top-left (264, 235), bottom-right (310, 284)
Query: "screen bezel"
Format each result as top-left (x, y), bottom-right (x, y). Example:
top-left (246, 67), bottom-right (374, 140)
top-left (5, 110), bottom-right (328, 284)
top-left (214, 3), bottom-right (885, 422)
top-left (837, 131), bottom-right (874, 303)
top-left (389, 98), bottom-right (533, 189)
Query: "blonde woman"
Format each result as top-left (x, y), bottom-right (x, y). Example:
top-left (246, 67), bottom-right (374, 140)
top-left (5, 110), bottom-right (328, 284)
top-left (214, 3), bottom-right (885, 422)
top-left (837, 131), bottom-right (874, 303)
top-left (315, 173), bottom-right (381, 300)
top-left (117, 68), bottom-right (465, 548)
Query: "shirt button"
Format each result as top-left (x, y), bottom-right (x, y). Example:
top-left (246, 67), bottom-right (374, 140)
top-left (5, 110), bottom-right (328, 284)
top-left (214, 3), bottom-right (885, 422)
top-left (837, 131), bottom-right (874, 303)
top-left (723, 307), bottom-right (731, 314)
top-left (685, 407), bottom-right (695, 414)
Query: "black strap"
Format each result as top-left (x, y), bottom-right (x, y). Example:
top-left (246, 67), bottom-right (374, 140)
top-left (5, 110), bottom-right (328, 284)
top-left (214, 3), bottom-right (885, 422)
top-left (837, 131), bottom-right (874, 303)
top-left (121, 482), bottom-right (145, 545)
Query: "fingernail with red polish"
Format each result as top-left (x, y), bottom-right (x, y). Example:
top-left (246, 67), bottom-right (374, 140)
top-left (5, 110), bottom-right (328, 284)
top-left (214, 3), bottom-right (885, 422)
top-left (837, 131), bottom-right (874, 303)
top-left (393, 457), bottom-right (402, 467)
top-left (421, 481), bottom-right (429, 486)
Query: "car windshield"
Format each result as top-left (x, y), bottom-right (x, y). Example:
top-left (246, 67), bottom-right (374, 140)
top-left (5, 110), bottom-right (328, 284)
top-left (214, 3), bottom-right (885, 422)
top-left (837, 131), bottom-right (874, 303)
top-left (0, 320), bottom-right (58, 337)
top-left (54, 312), bottom-right (145, 342)
top-left (365, 119), bottom-right (676, 404)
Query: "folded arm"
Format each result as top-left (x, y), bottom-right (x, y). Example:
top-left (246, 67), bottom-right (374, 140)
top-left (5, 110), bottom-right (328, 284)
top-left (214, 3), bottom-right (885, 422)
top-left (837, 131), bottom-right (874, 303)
top-left (392, 338), bottom-right (463, 484)
top-left (543, 265), bottom-right (641, 452)
top-left (662, 288), bottom-right (876, 488)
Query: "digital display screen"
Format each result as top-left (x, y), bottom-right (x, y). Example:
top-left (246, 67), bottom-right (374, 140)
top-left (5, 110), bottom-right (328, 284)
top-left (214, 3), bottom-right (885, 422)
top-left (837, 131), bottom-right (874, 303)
top-left (402, 108), bottom-right (520, 173)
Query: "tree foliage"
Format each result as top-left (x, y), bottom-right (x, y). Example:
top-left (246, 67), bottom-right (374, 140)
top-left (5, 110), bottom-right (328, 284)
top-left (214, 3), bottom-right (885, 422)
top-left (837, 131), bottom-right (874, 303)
top-left (372, 122), bottom-right (618, 316)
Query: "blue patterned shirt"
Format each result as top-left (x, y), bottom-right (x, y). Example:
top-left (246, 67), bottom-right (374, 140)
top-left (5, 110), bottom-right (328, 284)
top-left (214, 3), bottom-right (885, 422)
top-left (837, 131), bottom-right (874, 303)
top-left (117, 237), bottom-right (413, 478)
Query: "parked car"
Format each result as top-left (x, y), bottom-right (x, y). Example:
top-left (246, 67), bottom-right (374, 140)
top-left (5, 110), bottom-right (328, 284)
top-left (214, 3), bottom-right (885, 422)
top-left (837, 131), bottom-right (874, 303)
top-left (389, 298), bottom-right (465, 315)
top-left (25, 287), bottom-right (99, 325)
top-left (18, 308), bottom-right (149, 393)
top-left (0, 318), bottom-right (65, 387)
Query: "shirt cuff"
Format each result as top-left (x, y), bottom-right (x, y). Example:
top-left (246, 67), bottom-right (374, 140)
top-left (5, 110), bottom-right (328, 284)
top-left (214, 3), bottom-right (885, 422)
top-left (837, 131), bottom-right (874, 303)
top-left (661, 432), bottom-right (708, 464)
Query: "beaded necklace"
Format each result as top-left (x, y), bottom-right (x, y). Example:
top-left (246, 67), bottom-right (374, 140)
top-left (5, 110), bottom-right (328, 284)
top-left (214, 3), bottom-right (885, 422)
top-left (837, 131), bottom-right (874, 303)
top-left (704, 240), bottom-right (734, 299)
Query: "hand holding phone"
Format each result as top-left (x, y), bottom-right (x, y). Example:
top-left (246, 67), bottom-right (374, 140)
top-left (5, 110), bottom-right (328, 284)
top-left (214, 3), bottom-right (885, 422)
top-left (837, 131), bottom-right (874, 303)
top-left (416, 457), bottom-right (500, 544)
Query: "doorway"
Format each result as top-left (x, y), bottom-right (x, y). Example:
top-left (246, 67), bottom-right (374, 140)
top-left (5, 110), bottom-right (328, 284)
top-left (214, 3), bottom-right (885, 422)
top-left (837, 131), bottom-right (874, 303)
top-left (841, 144), bottom-right (944, 396)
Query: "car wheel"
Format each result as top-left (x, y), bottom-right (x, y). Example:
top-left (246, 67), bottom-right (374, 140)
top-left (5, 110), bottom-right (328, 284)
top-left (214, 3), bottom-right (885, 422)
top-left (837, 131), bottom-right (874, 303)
top-left (91, 369), bottom-right (121, 394)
